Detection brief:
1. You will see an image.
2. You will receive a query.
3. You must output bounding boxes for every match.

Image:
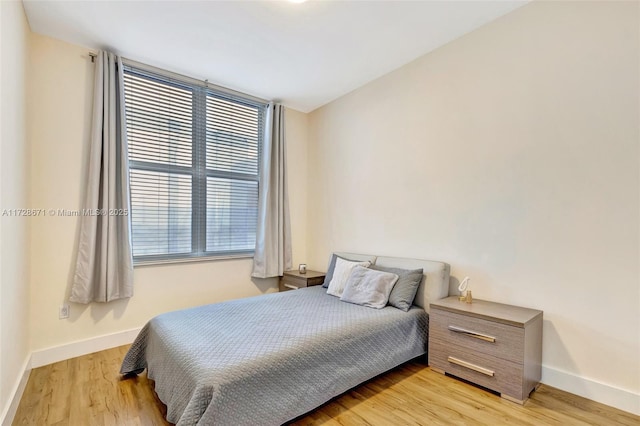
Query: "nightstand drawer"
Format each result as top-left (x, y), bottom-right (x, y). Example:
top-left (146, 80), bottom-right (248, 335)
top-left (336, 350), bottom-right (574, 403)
top-left (430, 308), bottom-right (524, 364)
top-left (278, 272), bottom-right (325, 292)
top-left (430, 342), bottom-right (525, 401)
top-left (279, 276), bottom-right (308, 291)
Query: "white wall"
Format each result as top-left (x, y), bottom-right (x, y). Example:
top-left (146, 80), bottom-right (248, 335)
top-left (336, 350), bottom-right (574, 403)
top-left (28, 34), bottom-right (309, 353)
top-left (307, 0), bottom-right (639, 414)
top-left (0, 0), bottom-right (31, 421)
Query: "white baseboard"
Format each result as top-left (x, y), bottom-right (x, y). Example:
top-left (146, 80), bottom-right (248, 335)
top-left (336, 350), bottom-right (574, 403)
top-left (0, 354), bottom-right (32, 426)
top-left (30, 327), bottom-right (142, 369)
top-left (542, 365), bottom-right (640, 415)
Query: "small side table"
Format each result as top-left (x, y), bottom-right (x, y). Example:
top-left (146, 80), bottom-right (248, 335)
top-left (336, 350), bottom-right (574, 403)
top-left (279, 270), bottom-right (326, 292)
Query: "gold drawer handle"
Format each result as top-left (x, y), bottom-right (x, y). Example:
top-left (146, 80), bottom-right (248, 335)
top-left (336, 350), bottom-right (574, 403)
top-left (448, 325), bottom-right (496, 343)
top-left (284, 283), bottom-right (300, 290)
top-left (447, 356), bottom-right (495, 377)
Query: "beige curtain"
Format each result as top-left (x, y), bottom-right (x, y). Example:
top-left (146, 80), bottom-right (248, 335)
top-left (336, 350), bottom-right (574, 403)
top-left (252, 104), bottom-right (292, 278)
top-left (70, 51), bottom-right (134, 303)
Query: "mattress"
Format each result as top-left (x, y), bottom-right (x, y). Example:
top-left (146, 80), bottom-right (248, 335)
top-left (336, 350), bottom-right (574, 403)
top-left (120, 285), bottom-right (429, 425)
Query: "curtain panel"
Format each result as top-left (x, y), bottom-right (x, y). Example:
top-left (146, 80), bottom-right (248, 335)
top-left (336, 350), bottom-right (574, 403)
top-left (70, 51), bottom-right (134, 303)
top-left (252, 104), bottom-right (292, 278)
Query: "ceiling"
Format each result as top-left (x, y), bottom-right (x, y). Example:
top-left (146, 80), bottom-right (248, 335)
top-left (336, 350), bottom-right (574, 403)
top-left (23, 0), bottom-right (528, 112)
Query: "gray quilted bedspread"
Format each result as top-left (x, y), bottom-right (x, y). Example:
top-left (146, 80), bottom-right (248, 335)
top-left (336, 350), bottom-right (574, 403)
top-left (120, 286), bottom-right (428, 426)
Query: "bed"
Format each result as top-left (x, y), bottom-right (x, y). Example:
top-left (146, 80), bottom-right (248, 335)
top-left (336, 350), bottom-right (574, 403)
top-left (120, 253), bottom-right (450, 425)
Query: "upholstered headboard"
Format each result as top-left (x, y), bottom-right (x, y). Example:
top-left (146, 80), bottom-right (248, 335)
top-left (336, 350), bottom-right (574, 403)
top-left (334, 252), bottom-right (450, 313)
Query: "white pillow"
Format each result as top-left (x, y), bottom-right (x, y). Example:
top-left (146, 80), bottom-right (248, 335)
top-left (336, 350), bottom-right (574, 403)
top-left (340, 265), bottom-right (399, 309)
top-left (326, 257), bottom-right (371, 297)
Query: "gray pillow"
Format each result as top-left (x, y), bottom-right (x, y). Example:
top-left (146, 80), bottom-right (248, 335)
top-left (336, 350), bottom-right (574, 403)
top-left (322, 254), bottom-right (349, 288)
top-left (340, 265), bottom-right (399, 309)
top-left (369, 265), bottom-right (424, 311)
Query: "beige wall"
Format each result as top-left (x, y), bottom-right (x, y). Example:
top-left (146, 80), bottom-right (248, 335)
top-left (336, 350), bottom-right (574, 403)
top-left (286, 108), bottom-right (309, 268)
top-left (308, 0), bottom-right (639, 409)
top-left (0, 0), bottom-right (31, 417)
top-left (28, 34), bottom-right (309, 351)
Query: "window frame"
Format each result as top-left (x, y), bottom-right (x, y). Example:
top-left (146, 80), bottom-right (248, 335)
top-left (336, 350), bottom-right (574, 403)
top-left (122, 60), bottom-right (267, 265)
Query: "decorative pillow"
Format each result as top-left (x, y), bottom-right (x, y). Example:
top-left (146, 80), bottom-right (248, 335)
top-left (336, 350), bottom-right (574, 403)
top-left (340, 265), bottom-right (399, 309)
top-left (323, 253), bottom-right (375, 288)
top-left (326, 257), bottom-right (371, 297)
top-left (369, 265), bottom-right (424, 311)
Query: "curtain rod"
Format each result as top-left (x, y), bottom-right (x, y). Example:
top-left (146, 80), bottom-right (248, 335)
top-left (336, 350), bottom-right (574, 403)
top-left (87, 51), bottom-right (269, 105)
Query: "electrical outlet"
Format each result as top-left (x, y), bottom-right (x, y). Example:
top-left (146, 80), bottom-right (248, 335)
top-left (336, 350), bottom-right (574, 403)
top-left (59, 304), bottom-right (70, 319)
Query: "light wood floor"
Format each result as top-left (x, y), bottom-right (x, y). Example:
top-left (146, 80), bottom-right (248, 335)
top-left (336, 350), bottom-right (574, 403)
top-left (13, 345), bottom-right (638, 426)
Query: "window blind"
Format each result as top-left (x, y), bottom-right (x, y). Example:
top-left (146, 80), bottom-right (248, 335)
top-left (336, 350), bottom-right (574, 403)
top-left (123, 65), bottom-right (264, 262)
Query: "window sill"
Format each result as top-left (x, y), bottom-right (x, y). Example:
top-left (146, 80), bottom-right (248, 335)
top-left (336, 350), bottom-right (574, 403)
top-left (133, 253), bottom-right (254, 268)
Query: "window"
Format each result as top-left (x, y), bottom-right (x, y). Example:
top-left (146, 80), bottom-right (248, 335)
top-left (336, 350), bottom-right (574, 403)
top-left (123, 65), bottom-right (264, 262)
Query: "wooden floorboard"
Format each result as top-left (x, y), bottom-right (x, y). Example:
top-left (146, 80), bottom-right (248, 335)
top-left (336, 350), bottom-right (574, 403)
top-left (13, 345), bottom-right (638, 426)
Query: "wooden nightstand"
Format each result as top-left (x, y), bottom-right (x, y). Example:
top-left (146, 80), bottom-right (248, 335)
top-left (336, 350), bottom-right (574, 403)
top-left (279, 270), bottom-right (326, 292)
top-left (428, 296), bottom-right (542, 404)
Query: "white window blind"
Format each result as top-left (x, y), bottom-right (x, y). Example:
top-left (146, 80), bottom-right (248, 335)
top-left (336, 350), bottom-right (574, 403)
top-left (123, 65), bottom-right (264, 262)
